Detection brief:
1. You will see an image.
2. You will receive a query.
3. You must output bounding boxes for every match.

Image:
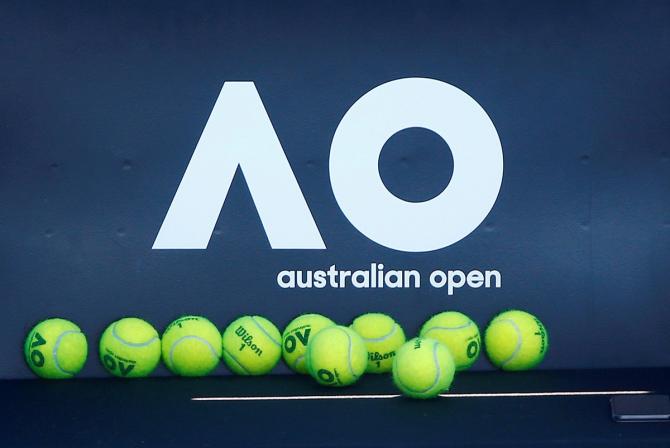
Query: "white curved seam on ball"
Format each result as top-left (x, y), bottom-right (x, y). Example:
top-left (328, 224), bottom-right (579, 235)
top-left (498, 319), bottom-right (523, 368)
top-left (111, 323), bottom-right (159, 347)
top-left (424, 322), bottom-right (472, 333)
top-left (396, 341), bottom-right (442, 395)
top-left (52, 330), bottom-right (81, 376)
top-left (169, 335), bottom-right (220, 371)
top-left (250, 316), bottom-right (281, 347)
top-left (359, 324), bottom-right (398, 343)
top-left (292, 354), bottom-right (305, 370)
top-left (223, 349), bottom-right (251, 375)
top-left (342, 328), bottom-right (357, 378)
top-left (428, 341), bottom-right (442, 394)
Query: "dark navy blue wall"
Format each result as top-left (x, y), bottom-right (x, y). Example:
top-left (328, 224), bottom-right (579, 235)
top-left (1, 0), bottom-right (669, 378)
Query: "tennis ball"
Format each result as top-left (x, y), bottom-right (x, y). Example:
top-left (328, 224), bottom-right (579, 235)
top-left (99, 317), bottom-right (161, 378)
top-left (24, 318), bottom-right (87, 379)
top-left (392, 337), bottom-right (455, 399)
top-left (161, 316), bottom-right (222, 376)
top-left (306, 325), bottom-right (367, 387)
top-left (419, 311), bottom-right (481, 371)
top-left (282, 313), bottom-right (335, 374)
top-left (484, 310), bottom-right (548, 371)
top-left (222, 315), bottom-right (282, 375)
top-left (350, 313), bottom-right (406, 373)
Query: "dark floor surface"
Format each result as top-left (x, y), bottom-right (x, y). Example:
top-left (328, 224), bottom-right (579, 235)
top-left (2, 368), bottom-right (669, 447)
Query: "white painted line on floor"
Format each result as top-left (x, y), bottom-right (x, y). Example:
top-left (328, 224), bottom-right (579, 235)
top-left (192, 390), bottom-right (652, 401)
top-left (193, 394), bottom-right (399, 401)
top-left (448, 390), bottom-right (652, 398)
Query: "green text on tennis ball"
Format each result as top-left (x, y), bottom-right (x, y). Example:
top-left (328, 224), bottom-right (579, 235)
top-left (24, 318), bottom-right (88, 379)
top-left (420, 311), bottom-right (481, 371)
top-left (282, 314), bottom-right (335, 374)
top-left (161, 316), bottom-right (222, 376)
top-left (99, 317), bottom-right (161, 378)
top-left (306, 326), bottom-right (367, 387)
top-left (484, 310), bottom-right (548, 371)
top-left (223, 315), bottom-right (282, 375)
top-left (350, 313), bottom-right (406, 373)
top-left (392, 337), bottom-right (455, 399)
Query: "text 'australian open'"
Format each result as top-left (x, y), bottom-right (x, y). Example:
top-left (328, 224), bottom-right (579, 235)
top-left (277, 264), bottom-right (502, 295)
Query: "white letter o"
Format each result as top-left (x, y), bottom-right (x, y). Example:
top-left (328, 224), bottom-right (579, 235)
top-left (329, 78), bottom-right (503, 252)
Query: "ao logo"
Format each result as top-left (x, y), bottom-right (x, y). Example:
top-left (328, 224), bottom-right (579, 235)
top-left (153, 78), bottom-right (503, 252)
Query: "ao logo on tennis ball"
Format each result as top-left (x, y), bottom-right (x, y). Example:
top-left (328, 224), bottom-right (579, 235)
top-left (102, 354), bottom-right (135, 376)
top-left (154, 78), bottom-right (503, 252)
top-left (283, 329), bottom-right (310, 354)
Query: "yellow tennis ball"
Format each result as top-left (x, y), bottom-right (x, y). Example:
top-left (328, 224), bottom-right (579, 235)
top-left (350, 313), bottom-right (406, 373)
top-left (484, 310), bottom-right (549, 371)
top-left (99, 317), bottom-right (161, 378)
top-left (222, 315), bottom-right (282, 375)
top-left (282, 313), bottom-right (335, 374)
top-left (419, 311), bottom-right (481, 371)
top-left (306, 325), bottom-right (367, 386)
top-left (161, 316), bottom-right (222, 376)
top-left (24, 318), bottom-right (88, 379)
top-left (392, 337), bottom-right (455, 399)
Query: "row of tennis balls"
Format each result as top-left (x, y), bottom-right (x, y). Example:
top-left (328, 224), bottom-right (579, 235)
top-left (24, 310), bottom-right (547, 396)
top-left (294, 309), bottom-right (548, 398)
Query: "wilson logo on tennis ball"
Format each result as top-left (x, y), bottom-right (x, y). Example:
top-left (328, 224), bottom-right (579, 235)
top-left (153, 77), bottom-right (503, 252)
top-left (234, 326), bottom-right (263, 356)
top-left (369, 351), bottom-right (396, 362)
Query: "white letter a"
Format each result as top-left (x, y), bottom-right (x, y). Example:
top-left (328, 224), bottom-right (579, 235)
top-left (153, 82), bottom-right (325, 249)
